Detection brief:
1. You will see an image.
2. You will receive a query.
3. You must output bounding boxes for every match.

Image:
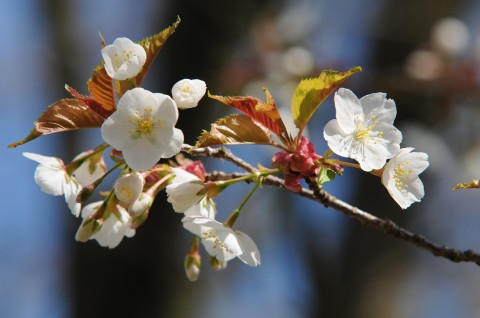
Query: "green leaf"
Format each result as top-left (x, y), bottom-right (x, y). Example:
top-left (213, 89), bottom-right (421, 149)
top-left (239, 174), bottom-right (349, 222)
top-left (291, 66), bottom-right (362, 135)
top-left (8, 98), bottom-right (104, 148)
top-left (453, 180), bottom-right (480, 190)
top-left (195, 114), bottom-right (272, 148)
top-left (114, 16), bottom-right (181, 99)
top-left (209, 89), bottom-right (288, 139)
top-left (316, 166), bottom-right (336, 186)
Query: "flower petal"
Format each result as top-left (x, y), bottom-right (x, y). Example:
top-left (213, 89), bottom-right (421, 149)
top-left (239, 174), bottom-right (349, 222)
top-left (236, 231), bottom-right (261, 266)
top-left (63, 177), bottom-right (82, 217)
top-left (334, 88), bottom-right (361, 134)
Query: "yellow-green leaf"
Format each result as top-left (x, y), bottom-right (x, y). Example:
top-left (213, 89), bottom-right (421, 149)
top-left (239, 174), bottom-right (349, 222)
top-left (195, 114), bottom-right (272, 148)
top-left (316, 166), bottom-right (336, 186)
top-left (453, 180), bottom-right (480, 190)
top-left (8, 99), bottom-right (104, 148)
top-left (291, 66), bottom-right (362, 135)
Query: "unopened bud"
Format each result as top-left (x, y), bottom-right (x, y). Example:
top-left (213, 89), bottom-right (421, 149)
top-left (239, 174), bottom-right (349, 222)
top-left (76, 183), bottom-right (97, 203)
top-left (209, 256), bottom-right (227, 271)
top-left (184, 253), bottom-right (201, 282)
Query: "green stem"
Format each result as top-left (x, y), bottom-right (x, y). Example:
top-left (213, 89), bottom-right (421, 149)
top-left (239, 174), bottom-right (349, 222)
top-left (127, 78), bottom-right (137, 89)
top-left (65, 143), bottom-right (109, 175)
top-left (225, 182), bottom-right (260, 228)
top-left (76, 162), bottom-right (124, 204)
top-left (218, 168), bottom-right (282, 188)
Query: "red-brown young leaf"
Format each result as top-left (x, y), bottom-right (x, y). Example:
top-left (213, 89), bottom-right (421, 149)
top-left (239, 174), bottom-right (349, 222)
top-left (87, 65), bottom-right (116, 113)
top-left (254, 88), bottom-right (289, 137)
top-left (8, 98), bottom-right (105, 148)
top-left (209, 92), bottom-right (288, 139)
top-left (195, 114), bottom-right (272, 148)
top-left (65, 84), bottom-right (113, 119)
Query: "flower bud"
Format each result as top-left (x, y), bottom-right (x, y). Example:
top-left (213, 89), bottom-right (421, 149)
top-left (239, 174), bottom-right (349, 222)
top-left (171, 79), bottom-right (207, 109)
top-left (209, 256), bottom-right (227, 271)
top-left (184, 252), bottom-right (201, 282)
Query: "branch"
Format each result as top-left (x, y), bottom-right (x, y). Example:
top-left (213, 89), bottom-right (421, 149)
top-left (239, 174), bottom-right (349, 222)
top-left (182, 144), bottom-right (257, 173)
top-left (192, 145), bottom-right (480, 266)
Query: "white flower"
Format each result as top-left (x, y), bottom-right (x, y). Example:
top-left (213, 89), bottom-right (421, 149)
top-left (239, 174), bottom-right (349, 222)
top-left (129, 193), bottom-right (154, 216)
top-left (101, 37), bottom-right (146, 80)
top-left (184, 198), bottom-right (216, 219)
top-left (166, 167), bottom-right (205, 212)
top-left (182, 216), bottom-right (261, 266)
top-left (72, 150), bottom-right (107, 186)
top-left (381, 148), bottom-right (429, 209)
top-left (324, 88), bottom-right (402, 171)
top-left (171, 79), bottom-right (207, 109)
top-left (114, 172), bottom-right (144, 207)
top-left (23, 152), bottom-right (82, 217)
top-left (77, 201), bottom-right (135, 248)
top-left (101, 87), bottom-right (184, 171)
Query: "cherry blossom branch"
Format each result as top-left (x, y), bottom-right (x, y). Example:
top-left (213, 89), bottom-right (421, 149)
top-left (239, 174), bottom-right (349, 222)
top-left (182, 144), bottom-right (257, 173)
top-left (192, 145), bottom-right (480, 266)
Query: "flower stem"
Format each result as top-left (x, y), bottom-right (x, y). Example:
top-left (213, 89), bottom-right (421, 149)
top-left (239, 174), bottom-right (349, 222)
top-left (218, 168), bottom-right (282, 188)
top-left (225, 182), bottom-right (260, 228)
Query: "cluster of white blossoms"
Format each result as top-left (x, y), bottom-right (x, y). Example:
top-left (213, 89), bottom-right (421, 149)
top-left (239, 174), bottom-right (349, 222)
top-left (24, 37), bottom-right (208, 249)
top-left (324, 88), bottom-right (429, 209)
top-left (19, 30), bottom-right (432, 281)
top-left (166, 167), bottom-right (261, 271)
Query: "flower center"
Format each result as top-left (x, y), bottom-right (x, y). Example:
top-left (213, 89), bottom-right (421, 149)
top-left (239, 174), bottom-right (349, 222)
top-left (181, 83), bottom-right (191, 93)
top-left (128, 108), bottom-right (161, 140)
top-left (112, 49), bottom-right (138, 71)
top-left (353, 115), bottom-right (383, 143)
top-left (393, 161), bottom-right (412, 191)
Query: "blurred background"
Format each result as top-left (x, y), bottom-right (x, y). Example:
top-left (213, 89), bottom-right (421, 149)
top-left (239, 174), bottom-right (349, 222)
top-left (3, 0), bottom-right (480, 317)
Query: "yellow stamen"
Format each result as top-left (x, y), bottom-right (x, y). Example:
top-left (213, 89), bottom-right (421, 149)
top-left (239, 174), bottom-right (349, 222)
top-left (353, 115), bottom-right (383, 143)
top-left (128, 108), bottom-right (161, 140)
top-left (393, 161), bottom-right (412, 191)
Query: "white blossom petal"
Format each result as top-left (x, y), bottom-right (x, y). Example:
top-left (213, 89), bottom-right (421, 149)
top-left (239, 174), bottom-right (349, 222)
top-left (101, 37), bottom-right (146, 80)
top-left (324, 88), bottom-right (403, 171)
top-left (114, 173), bottom-right (144, 207)
top-left (80, 201), bottom-right (103, 219)
top-left (24, 152), bottom-right (66, 196)
top-left (236, 231), bottom-right (261, 266)
top-left (334, 88), bottom-right (360, 134)
top-left (72, 151), bottom-right (107, 186)
top-left (63, 177), bottom-right (82, 217)
top-left (382, 148), bottom-right (429, 209)
top-left (182, 217), bottom-right (260, 266)
top-left (93, 206), bottom-right (135, 248)
top-left (166, 168), bottom-right (205, 212)
top-left (184, 198), bottom-right (216, 218)
top-left (129, 193), bottom-right (154, 216)
top-left (101, 88), bottom-right (184, 171)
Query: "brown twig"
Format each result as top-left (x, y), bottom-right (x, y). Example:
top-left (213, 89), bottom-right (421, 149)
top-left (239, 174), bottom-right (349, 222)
top-left (188, 144), bottom-right (480, 266)
top-left (182, 144), bottom-right (257, 173)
